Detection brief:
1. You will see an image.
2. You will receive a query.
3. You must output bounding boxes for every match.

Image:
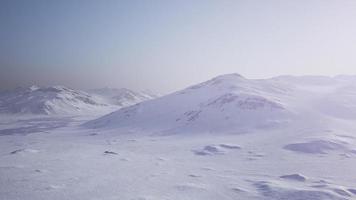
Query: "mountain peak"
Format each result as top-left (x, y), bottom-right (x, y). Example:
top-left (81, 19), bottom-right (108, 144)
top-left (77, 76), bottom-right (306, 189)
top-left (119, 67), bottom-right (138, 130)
top-left (85, 72), bottom-right (291, 132)
top-left (36, 85), bottom-right (73, 93)
top-left (0, 85), bottom-right (110, 115)
top-left (203, 73), bottom-right (245, 88)
top-left (212, 73), bottom-right (245, 81)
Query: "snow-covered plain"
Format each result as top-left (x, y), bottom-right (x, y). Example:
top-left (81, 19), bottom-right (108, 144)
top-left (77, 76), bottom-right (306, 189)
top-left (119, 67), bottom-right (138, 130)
top-left (1, 74), bottom-right (356, 200)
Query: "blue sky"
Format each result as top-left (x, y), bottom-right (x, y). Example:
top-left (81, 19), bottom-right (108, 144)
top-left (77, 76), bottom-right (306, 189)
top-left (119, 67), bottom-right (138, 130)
top-left (1, 0), bottom-right (356, 93)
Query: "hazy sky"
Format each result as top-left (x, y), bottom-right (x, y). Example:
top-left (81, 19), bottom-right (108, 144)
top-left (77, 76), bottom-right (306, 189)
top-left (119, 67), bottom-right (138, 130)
top-left (1, 0), bottom-right (356, 93)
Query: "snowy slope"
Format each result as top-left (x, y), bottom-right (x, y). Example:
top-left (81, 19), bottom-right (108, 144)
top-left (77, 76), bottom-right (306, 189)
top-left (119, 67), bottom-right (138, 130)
top-left (85, 74), bottom-right (297, 133)
top-left (85, 73), bottom-right (356, 134)
top-left (87, 87), bottom-right (157, 107)
top-left (0, 85), bottom-right (112, 115)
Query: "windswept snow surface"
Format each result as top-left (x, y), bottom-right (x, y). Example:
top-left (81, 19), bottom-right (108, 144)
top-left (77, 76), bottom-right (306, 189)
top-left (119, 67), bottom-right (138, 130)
top-left (1, 74), bottom-right (356, 200)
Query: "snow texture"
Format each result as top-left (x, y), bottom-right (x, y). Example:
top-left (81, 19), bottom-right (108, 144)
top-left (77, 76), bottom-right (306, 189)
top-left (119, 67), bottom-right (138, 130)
top-left (1, 74), bottom-right (356, 200)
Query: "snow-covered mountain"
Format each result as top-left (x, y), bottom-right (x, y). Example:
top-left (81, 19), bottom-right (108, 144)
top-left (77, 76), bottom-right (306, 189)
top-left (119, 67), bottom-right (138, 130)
top-left (85, 73), bottom-right (356, 134)
top-left (85, 74), bottom-right (297, 133)
top-left (0, 85), bottom-right (112, 115)
top-left (87, 87), bottom-right (157, 107)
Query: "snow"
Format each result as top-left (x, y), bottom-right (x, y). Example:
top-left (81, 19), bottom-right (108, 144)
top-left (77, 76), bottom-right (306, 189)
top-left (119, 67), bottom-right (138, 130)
top-left (280, 174), bottom-right (307, 182)
top-left (0, 85), bottom-right (113, 115)
top-left (0, 86), bottom-right (155, 116)
top-left (283, 140), bottom-right (348, 154)
top-left (87, 87), bottom-right (157, 107)
top-left (84, 74), bottom-right (295, 133)
top-left (1, 74), bottom-right (356, 199)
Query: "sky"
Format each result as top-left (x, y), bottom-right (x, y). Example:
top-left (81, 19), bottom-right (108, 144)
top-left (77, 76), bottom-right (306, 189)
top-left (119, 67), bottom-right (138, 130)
top-left (1, 0), bottom-right (356, 93)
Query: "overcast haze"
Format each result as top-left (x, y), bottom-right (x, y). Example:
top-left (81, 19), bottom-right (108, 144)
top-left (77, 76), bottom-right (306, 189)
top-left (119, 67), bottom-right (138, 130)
top-left (1, 0), bottom-right (356, 93)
